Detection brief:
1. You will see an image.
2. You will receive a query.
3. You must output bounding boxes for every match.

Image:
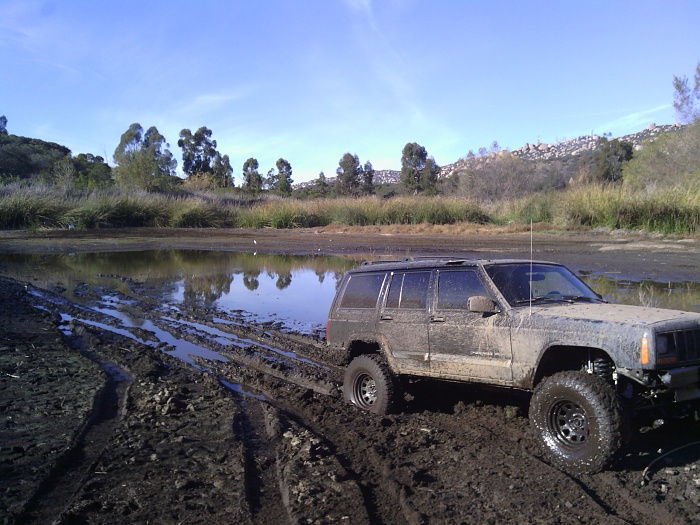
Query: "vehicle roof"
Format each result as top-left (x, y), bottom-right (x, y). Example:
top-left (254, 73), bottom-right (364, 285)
top-left (347, 257), bottom-right (561, 274)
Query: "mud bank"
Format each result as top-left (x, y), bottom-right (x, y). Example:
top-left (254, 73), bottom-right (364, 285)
top-left (2, 227), bottom-right (700, 524)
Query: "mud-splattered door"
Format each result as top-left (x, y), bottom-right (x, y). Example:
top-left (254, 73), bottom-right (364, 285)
top-left (378, 271), bottom-right (432, 374)
top-left (428, 270), bottom-right (512, 383)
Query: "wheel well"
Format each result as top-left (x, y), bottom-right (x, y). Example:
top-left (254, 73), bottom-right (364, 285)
top-left (347, 340), bottom-right (381, 364)
top-left (533, 346), bottom-right (614, 388)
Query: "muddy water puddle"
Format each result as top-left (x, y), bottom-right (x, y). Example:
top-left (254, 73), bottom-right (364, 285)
top-left (1, 250), bottom-right (699, 370)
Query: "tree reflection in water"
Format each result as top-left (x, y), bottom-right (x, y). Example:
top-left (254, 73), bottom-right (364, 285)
top-left (243, 272), bottom-right (260, 291)
top-left (182, 273), bottom-right (234, 309)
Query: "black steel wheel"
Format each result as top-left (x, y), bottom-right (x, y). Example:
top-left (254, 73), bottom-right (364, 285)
top-left (343, 354), bottom-right (398, 415)
top-left (530, 371), bottom-right (622, 474)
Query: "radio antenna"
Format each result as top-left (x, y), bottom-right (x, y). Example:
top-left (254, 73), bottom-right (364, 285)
top-left (530, 220), bottom-right (533, 316)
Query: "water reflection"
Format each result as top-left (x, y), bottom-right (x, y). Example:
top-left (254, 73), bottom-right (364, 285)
top-left (0, 252), bottom-right (698, 332)
top-left (0, 250), bottom-right (357, 332)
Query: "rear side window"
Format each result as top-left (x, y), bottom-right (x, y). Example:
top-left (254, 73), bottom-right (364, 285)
top-left (437, 270), bottom-right (488, 310)
top-left (339, 273), bottom-right (385, 309)
top-left (385, 271), bottom-right (431, 309)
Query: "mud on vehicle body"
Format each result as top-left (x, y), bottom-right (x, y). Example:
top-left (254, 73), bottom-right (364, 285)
top-left (326, 257), bottom-right (700, 474)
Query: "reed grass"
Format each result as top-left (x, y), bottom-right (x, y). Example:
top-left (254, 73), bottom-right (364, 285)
top-left (0, 186), bottom-right (70, 228)
top-left (1, 184), bottom-right (698, 234)
top-left (561, 185), bottom-right (700, 233)
top-left (491, 193), bottom-right (557, 225)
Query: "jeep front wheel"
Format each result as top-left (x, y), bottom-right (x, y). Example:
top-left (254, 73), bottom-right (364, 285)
top-left (343, 355), bottom-right (397, 415)
top-left (529, 371), bottom-right (622, 474)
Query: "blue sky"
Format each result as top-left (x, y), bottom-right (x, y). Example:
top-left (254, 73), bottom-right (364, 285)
top-left (1, 0), bottom-right (699, 183)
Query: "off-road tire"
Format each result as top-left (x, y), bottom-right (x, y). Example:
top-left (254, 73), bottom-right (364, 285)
top-left (529, 370), bottom-right (622, 475)
top-left (343, 354), bottom-right (398, 415)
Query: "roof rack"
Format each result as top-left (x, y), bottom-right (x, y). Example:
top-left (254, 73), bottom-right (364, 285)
top-left (360, 259), bottom-right (403, 266)
top-left (359, 256), bottom-right (470, 267)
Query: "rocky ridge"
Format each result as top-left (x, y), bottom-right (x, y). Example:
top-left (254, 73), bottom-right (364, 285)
top-left (295, 123), bottom-right (684, 188)
top-left (440, 122), bottom-right (684, 177)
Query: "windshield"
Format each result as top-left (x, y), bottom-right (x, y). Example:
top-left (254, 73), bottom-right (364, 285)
top-left (485, 263), bottom-right (601, 307)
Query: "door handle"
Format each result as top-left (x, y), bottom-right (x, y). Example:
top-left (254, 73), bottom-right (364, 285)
top-left (380, 315), bottom-right (393, 321)
top-left (430, 316), bottom-right (445, 323)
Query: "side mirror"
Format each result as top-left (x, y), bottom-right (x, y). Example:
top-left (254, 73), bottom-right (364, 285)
top-left (468, 295), bottom-right (499, 314)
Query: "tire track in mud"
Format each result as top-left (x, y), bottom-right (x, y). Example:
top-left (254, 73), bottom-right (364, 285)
top-left (25, 279), bottom-right (700, 524)
top-left (231, 396), bottom-right (288, 524)
top-left (15, 356), bottom-right (130, 524)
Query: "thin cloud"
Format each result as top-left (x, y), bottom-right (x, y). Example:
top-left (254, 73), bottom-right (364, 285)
top-left (342, 0), bottom-right (424, 126)
top-left (177, 88), bottom-right (257, 118)
top-left (600, 104), bottom-right (672, 134)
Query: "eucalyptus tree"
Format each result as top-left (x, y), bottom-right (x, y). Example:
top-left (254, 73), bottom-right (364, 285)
top-left (273, 158), bottom-right (293, 196)
top-left (400, 142), bottom-right (440, 194)
top-left (361, 160), bottom-right (375, 195)
top-left (212, 153), bottom-right (234, 188)
top-left (242, 157), bottom-right (263, 195)
top-left (177, 126), bottom-right (218, 177)
top-left (335, 153), bottom-right (361, 196)
top-left (113, 123), bottom-right (177, 189)
top-left (314, 171), bottom-right (329, 197)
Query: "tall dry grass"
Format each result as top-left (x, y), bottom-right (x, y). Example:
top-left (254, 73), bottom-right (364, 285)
top-left (561, 185), bottom-right (700, 233)
top-left (1, 184), bottom-right (698, 234)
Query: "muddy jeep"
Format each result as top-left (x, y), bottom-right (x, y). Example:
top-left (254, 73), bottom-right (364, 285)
top-left (326, 258), bottom-right (700, 474)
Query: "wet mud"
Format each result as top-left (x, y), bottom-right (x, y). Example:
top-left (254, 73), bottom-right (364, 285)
top-left (2, 227), bottom-right (700, 524)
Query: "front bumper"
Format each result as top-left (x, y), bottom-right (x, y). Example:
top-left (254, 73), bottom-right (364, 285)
top-left (660, 366), bottom-right (700, 402)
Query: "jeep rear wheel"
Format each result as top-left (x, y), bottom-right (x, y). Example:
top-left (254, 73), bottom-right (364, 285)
top-left (529, 371), bottom-right (622, 474)
top-left (343, 355), bottom-right (398, 415)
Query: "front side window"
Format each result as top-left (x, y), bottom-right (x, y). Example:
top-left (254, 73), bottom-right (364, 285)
top-left (485, 263), bottom-right (600, 306)
top-left (437, 270), bottom-right (488, 310)
top-left (385, 271), bottom-right (431, 309)
top-left (340, 273), bottom-right (385, 309)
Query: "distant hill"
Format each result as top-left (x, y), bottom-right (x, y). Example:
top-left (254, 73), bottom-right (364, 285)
top-left (441, 123), bottom-right (684, 176)
top-left (295, 123), bottom-right (684, 188)
top-left (0, 134), bottom-right (71, 179)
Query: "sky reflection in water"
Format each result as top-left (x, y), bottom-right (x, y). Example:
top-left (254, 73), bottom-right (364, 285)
top-left (0, 251), bottom-right (698, 332)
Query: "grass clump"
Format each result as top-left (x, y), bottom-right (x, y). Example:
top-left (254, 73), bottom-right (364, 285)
top-left (169, 196), bottom-right (232, 227)
top-left (492, 194), bottom-right (557, 225)
top-left (1, 182), bottom-right (698, 235)
top-left (561, 185), bottom-right (700, 233)
top-left (0, 185), bottom-right (70, 228)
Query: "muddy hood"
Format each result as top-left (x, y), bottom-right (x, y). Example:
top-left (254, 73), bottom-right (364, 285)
top-left (529, 302), bottom-right (700, 329)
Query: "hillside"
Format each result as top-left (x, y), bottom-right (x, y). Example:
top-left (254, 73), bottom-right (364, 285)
top-left (297, 123), bottom-right (684, 188)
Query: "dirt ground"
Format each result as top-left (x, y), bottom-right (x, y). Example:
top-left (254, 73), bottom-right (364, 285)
top-left (2, 226), bottom-right (700, 524)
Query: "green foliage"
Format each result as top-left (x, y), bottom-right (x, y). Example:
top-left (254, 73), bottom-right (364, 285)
top-left (72, 153), bottom-right (113, 189)
top-left (623, 122), bottom-right (700, 190)
top-left (673, 62), bottom-right (700, 124)
top-left (591, 138), bottom-right (633, 184)
top-left (361, 161), bottom-right (375, 196)
top-left (242, 157), bottom-right (263, 195)
top-left (314, 172), bottom-right (330, 197)
top-left (335, 153), bottom-right (361, 196)
top-left (0, 134), bottom-right (71, 181)
top-left (400, 142), bottom-right (440, 194)
top-left (178, 127), bottom-right (218, 177)
top-left (113, 123), bottom-right (177, 190)
top-left (292, 172), bottom-right (330, 199)
top-left (212, 153), bottom-right (233, 188)
top-left (0, 115), bottom-right (7, 135)
top-left (273, 158), bottom-right (293, 196)
top-left (143, 126), bottom-right (178, 177)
